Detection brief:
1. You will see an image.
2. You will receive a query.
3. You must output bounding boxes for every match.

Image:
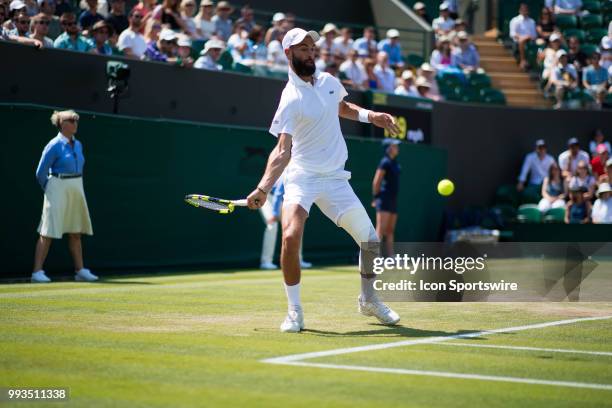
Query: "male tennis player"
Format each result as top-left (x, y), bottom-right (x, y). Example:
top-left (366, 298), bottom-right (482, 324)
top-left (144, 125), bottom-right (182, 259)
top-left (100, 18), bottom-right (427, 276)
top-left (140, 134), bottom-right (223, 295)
top-left (247, 27), bottom-right (401, 333)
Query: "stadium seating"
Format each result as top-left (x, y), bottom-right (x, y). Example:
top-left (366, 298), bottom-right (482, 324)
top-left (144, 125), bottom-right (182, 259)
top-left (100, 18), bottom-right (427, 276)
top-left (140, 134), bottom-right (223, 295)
top-left (520, 184), bottom-right (541, 204)
top-left (406, 54), bottom-right (425, 68)
top-left (468, 72), bottom-right (492, 89)
top-left (580, 14), bottom-right (603, 30)
top-left (480, 88), bottom-right (507, 105)
top-left (555, 15), bottom-right (578, 30)
top-left (587, 27), bottom-right (608, 44)
top-left (563, 28), bottom-right (586, 42)
top-left (543, 207), bottom-right (565, 223)
top-left (581, 43), bottom-right (599, 58)
top-left (517, 204), bottom-right (542, 223)
top-left (582, 0), bottom-right (602, 14)
top-left (496, 184), bottom-right (520, 207)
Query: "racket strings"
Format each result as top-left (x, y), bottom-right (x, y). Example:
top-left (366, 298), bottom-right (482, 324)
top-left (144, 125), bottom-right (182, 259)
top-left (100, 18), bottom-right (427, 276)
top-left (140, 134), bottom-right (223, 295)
top-left (188, 198), bottom-right (229, 211)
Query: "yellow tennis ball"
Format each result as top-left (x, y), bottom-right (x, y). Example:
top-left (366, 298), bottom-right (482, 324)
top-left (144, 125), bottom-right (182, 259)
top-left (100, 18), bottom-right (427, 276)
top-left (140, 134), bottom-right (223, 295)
top-left (437, 179), bottom-right (454, 196)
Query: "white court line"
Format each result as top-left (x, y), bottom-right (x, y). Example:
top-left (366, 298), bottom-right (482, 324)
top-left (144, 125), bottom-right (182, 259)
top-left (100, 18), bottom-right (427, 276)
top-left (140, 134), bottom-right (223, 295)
top-left (261, 315), bottom-right (612, 390)
top-left (434, 342), bottom-right (612, 356)
top-left (262, 315), bottom-right (612, 364)
top-left (283, 361), bottom-right (612, 391)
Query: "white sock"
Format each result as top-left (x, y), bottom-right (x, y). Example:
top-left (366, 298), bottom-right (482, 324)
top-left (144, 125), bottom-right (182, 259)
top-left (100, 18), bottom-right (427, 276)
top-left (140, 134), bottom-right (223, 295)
top-left (284, 282), bottom-right (301, 310)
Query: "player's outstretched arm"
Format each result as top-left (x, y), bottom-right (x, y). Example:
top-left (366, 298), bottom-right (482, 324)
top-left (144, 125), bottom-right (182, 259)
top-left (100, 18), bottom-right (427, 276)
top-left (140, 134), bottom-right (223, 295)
top-left (338, 101), bottom-right (401, 135)
top-left (246, 133), bottom-right (292, 209)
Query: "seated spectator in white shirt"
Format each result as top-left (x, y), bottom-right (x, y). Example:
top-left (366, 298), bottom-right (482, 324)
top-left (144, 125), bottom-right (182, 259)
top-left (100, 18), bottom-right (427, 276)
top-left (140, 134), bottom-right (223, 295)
top-left (414, 76), bottom-right (439, 100)
top-left (395, 70), bottom-right (419, 97)
top-left (373, 51), bottom-right (396, 93)
top-left (540, 33), bottom-right (563, 87)
top-left (227, 21), bottom-right (249, 62)
top-left (545, 0), bottom-right (582, 15)
top-left (29, 12), bottom-right (54, 47)
top-left (550, 50), bottom-right (578, 109)
top-left (315, 48), bottom-right (331, 73)
top-left (538, 162), bottom-right (567, 213)
top-left (117, 9), bottom-right (146, 58)
top-left (569, 160), bottom-right (597, 201)
top-left (193, 0), bottom-right (215, 40)
top-left (194, 38), bottom-right (224, 70)
top-left (452, 31), bottom-right (480, 73)
top-left (517, 139), bottom-right (556, 192)
top-left (558, 137), bottom-right (590, 179)
top-left (592, 183), bottom-right (612, 224)
top-left (316, 23), bottom-right (339, 54)
top-left (432, 3), bottom-right (455, 37)
top-left (589, 129), bottom-right (612, 157)
top-left (418, 62), bottom-right (441, 99)
top-left (353, 26), bottom-right (378, 58)
top-left (339, 49), bottom-right (367, 89)
top-left (510, 3), bottom-right (537, 70)
top-left (267, 30), bottom-right (287, 69)
top-left (332, 27), bottom-right (354, 59)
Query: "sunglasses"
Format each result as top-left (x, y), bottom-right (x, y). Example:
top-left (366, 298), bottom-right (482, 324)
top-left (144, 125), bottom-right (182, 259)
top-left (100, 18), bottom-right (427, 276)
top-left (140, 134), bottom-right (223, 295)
top-left (17, 19), bottom-right (30, 24)
top-left (131, 14), bottom-right (143, 19)
top-left (36, 20), bottom-right (50, 25)
top-left (61, 21), bottom-right (76, 26)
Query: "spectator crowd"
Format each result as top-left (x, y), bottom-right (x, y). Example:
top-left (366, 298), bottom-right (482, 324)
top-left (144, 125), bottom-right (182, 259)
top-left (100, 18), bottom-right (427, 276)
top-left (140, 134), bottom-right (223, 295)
top-left (509, 2), bottom-right (612, 108)
top-left (517, 129), bottom-right (612, 224)
top-left (0, 0), bottom-right (486, 101)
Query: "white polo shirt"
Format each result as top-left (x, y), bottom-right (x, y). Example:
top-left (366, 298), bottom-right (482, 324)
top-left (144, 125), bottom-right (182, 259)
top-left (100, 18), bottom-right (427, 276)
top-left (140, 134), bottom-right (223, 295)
top-left (269, 69), bottom-right (349, 176)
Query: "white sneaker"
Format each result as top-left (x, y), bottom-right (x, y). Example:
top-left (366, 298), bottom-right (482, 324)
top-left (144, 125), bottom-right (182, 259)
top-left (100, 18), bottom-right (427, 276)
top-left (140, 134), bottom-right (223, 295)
top-left (280, 308), bottom-right (304, 333)
top-left (260, 262), bottom-right (278, 270)
top-left (300, 260), bottom-right (313, 269)
top-left (31, 270), bottom-right (51, 283)
top-left (75, 268), bottom-right (98, 282)
top-left (358, 295), bottom-right (400, 325)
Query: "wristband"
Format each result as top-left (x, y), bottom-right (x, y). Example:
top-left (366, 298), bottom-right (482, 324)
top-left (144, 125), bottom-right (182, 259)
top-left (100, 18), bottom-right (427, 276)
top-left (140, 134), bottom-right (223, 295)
top-left (358, 109), bottom-right (372, 123)
top-left (257, 186), bottom-right (268, 194)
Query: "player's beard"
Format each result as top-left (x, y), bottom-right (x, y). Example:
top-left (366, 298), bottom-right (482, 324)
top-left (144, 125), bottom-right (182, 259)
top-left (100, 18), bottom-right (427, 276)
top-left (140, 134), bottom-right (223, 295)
top-left (292, 55), bottom-right (316, 77)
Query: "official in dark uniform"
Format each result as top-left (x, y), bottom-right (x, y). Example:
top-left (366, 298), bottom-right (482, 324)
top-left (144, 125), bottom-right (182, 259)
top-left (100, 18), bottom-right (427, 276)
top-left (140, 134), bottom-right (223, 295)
top-left (372, 138), bottom-right (401, 257)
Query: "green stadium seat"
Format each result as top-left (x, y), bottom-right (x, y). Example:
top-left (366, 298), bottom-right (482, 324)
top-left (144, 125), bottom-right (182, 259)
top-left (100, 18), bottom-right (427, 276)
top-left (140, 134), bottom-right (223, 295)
top-left (517, 204), bottom-right (542, 223)
top-left (587, 27), bottom-right (608, 43)
top-left (520, 184), bottom-right (541, 204)
top-left (491, 204), bottom-right (517, 222)
top-left (581, 43), bottom-right (599, 57)
top-left (565, 88), bottom-right (596, 104)
top-left (406, 54), bottom-right (425, 68)
top-left (468, 73), bottom-right (492, 89)
top-left (580, 14), bottom-right (604, 29)
top-left (232, 62), bottom-right (253, 74)
top-left (604, 1), bottom-right (612, 14)
top-left (190, 39), bottom-right (206, 60)
top-left (480, 88), bottom-right (507, 105)
top-left (563, 28), bottom-right (587, 42)
top-left (217, 50), bottom-right (233, 71)
top-left (495, 184), bottom-right (519, 207)
top-left (582, 0), bottom-right (602, 14)
top-left (555, 14), bottom-right (578, 30)
top-left (458, 87), bottom-right (482, 103)
top-left (543, 207), bottom-right (565, 223)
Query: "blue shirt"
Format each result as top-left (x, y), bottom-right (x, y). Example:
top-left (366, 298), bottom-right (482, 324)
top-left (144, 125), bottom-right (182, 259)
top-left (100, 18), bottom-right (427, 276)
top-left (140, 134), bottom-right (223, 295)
top-left (53, 32), bottom-right (93, 52)
top-left (377, 39), bottom-right (403, 66)
top-left (353, 37), bottom-right (377, 57)
top-left (378, 155), bottom-right (401, 197)
top-left (453, 45), bottom-right (480, 68)
top-left (584, 65), bottom-right (608, 86)
top-left (144, 42), bottom-right (168, 62)
top-left (36, 133), bottom-right (85, 190)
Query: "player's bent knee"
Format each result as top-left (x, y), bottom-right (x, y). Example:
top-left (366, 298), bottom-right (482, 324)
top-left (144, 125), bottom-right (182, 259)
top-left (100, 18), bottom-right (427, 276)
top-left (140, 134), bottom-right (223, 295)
top-left (282, 231), bottom-right (302, 252)
top-left (338, 207), bottom-right (378, 244)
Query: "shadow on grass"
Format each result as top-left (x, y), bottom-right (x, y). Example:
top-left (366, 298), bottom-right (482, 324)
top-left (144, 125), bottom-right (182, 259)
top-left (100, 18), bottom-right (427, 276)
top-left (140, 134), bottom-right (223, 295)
top-left (301, 325), bottom-right (494, 339)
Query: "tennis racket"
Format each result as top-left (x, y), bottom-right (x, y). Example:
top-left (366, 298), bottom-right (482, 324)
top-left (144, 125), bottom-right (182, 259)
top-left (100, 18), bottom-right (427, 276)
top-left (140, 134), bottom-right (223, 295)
top-left (184, 194), bottom-right (249, 214)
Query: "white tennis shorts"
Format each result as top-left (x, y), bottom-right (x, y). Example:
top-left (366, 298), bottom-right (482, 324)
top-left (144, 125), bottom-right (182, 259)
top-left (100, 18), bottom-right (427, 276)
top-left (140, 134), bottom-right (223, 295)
top-left (283, 169), bottom-right (364, 225)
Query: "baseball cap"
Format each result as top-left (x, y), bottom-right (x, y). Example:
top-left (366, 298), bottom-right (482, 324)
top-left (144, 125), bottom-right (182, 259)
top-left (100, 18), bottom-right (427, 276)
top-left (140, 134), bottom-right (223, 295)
top-left (415, 76), bottom-right (431, 88)
top-left (420, 62), bottom-right (434, 72)
top-left (550, 33), bottom-right (561, 42)
top-left (413, 2), bottom-right (425, 10)
top-left (159, 28), bottom-right (177, 42)
top-left (596, 143), bottom-right (609, 154)
top-left (216, 1), bottom-right (232, 10)
top-left (271, 12), bottom-right (285, 23)
top-left (597, 183), bottom-right (612, 197)
top-left (535, 139), bottom-right (546, 147)
top-left (439, 2), bottom-right (449, 11)
top-left (177, 34), bottom-right (191, 47)
top-left (556, 49), bottom-right (568, 59)
top-left (567, 137), bottom-right (579, 146)
top-left (382, 138), bottom-right (401, 146)
top-left (401, 70), bottom-right (414, 80)
top-left (386, 28), bottom-right (400, 38)
top-left (9, 0), bottom-right (26, 11)
top-left (282, 27), bottom-right (319, 51)
top-left (320, 23), bottom-right (338, 35)
top-left (457, 31), bottom-right (469, 40)
top-left (201, 38), bottom-right (224, 54)
top-left (200, 0), bottom-right (213, 6)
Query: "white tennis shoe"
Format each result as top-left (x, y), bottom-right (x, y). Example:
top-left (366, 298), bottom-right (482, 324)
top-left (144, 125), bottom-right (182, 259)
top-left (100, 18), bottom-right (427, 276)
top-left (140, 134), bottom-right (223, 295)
top-left (280, 308), bottom-right (304, 333)
top-left (260, 262), bottom-right (278, 270)
top-left (300, 260), bottom-right (313, 269)
top-left (31, 270), bottom-right (51, 283)
top-left (75, 268), bottom-right (98, 282)
top-left (358, 295), bottom-right (400, 325)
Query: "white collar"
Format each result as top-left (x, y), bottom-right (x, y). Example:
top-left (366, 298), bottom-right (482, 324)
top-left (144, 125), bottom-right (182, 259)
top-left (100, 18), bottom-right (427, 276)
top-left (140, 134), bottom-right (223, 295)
top-left (57, 132), bottom-right (74, 144)
top-left (288, 67), bottom-right (320, 88)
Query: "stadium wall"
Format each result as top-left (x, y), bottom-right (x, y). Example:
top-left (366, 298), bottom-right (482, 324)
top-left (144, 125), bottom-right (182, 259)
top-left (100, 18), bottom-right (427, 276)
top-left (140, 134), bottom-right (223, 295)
top-left (0, 103), bottom-right (447, 277)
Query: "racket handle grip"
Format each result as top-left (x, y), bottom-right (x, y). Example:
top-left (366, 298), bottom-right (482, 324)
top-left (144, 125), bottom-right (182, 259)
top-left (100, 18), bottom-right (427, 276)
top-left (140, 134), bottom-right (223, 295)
top-left (233, 199), bottom-right (248, 207)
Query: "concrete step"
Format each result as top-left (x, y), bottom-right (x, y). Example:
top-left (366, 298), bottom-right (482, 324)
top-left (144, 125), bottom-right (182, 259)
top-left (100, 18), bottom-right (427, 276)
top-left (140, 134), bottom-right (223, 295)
top-left (491, 77), bottom-right (535, 88)
top-left (504, 89), bottom-right (542, 97)
top-left (481, 59), bottom-right (522, 72)
top-left (478, 48), bottom-right (510, 57)
top-left (506, 94), bottom-right (550, 106)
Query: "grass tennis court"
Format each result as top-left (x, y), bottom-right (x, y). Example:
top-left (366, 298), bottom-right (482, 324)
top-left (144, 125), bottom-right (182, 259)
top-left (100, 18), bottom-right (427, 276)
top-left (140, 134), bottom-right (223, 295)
top-left (1, 266), bottom-right (611, 408)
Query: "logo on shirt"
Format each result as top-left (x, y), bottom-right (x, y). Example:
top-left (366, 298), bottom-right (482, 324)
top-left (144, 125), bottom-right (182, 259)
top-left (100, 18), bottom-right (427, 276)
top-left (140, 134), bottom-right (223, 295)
top-left (329, 90), bottom-right (335, 94)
